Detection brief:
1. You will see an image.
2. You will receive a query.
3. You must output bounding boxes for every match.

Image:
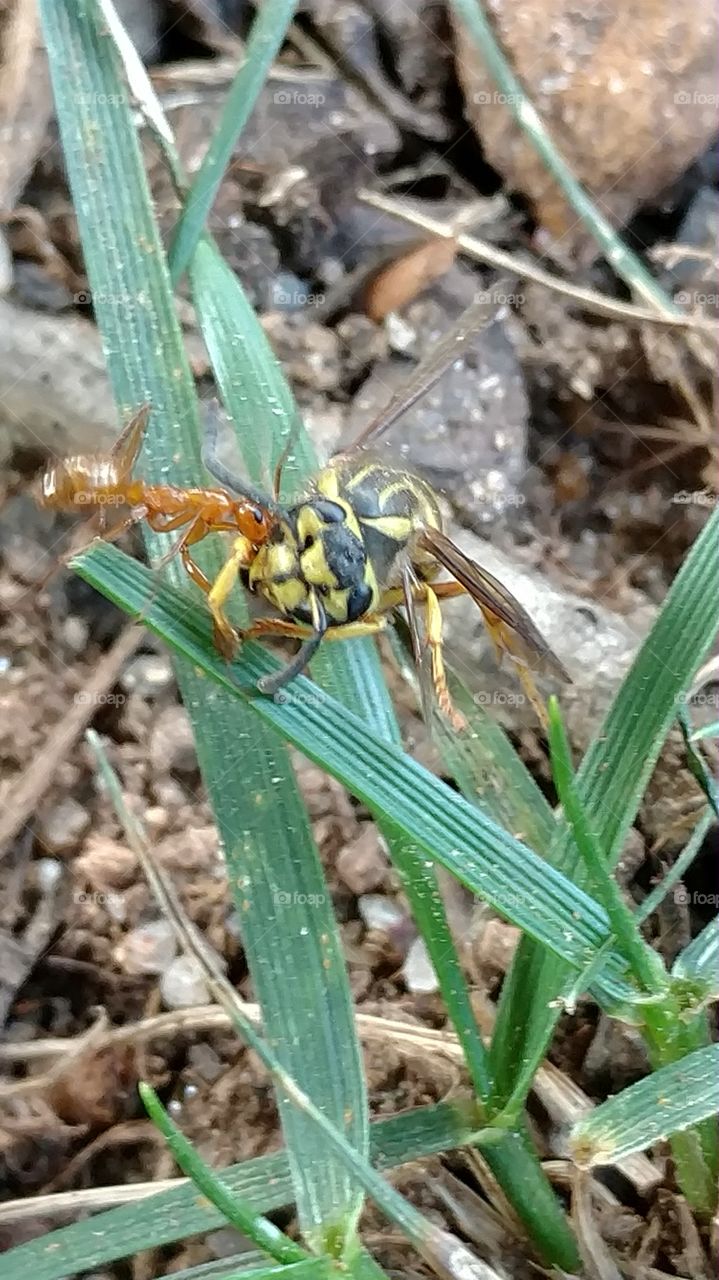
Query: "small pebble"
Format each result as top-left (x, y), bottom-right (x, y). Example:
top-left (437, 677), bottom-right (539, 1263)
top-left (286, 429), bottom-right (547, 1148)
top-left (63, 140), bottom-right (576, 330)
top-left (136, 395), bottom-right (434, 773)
top-left (144, 806), bottom-right (170, 833)
top-left (121, 654), bottom-right (175, 698)
top-left (188, 1043), bottom-right (224, 1083)
top-left (35, 858), bottom-right (63, 893)
top-left (149, 705), bottom-right (197, 776)
top-left (337, 828), bottom-right (388, 894)
top-left (160, 955), bottom-right (210, 1008)
top-left (36, 798), bottom-right (91, 853)
top-left (116, 920), bottom-right (176, 975)
top-left (60, 616), bottom-right (89, 654)
top-left (358, 894), bottom-right (406, 933)
top-left (402, 936), bottom-right (438, 994)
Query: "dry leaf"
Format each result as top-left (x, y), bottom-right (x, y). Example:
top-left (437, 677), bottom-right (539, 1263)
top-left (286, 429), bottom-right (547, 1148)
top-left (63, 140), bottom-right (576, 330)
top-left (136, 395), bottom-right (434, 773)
top-left (363, 236), bottom-right (457, 321)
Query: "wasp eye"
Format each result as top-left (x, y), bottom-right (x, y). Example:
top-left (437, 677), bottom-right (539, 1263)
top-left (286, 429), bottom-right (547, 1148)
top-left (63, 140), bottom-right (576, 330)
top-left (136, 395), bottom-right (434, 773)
top-left (252, 506), bottom-right (265, 526)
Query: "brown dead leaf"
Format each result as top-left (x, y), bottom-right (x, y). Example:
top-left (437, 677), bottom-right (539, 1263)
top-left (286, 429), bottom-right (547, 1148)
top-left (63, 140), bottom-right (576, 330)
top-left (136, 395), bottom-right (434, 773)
top-left (452, 0), bottom-right (719, 258)
top-left (363, 236), bottom-right (457, 321)
top-left (49, 1044), bottom-right (137, 1127)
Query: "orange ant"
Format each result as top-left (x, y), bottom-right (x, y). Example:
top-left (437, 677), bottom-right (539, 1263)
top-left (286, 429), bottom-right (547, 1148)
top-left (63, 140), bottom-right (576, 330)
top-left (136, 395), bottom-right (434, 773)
top-left (37, 403), bottom-right (277, 594)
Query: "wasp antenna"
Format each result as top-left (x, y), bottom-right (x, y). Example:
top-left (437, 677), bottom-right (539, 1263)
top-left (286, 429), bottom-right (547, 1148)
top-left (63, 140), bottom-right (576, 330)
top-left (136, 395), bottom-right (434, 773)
top-left (201, 400), bottom-right (280, 516)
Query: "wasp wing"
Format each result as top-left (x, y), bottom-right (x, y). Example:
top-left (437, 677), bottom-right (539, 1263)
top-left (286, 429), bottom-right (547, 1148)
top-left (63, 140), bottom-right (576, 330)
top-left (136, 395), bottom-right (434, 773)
top-left (338, 279), bottom-right (514, 455)
top-left (419, 526), bottom-right (570, 683)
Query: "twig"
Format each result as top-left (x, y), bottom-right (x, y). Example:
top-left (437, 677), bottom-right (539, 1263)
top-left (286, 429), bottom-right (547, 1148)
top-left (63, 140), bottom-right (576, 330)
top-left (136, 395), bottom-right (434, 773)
top-left (0, 1000), bottom-right (658, 1194)
top-left (357, 190), bottom-right (718, 336)
top-left (0, 624), bottom-right (142, 858)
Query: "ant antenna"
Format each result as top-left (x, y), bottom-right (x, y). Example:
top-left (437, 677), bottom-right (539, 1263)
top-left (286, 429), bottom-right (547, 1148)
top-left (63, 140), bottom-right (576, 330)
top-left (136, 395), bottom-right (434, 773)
top-left (202, 401), bottom-right (281, 516)
top-left (272, 411), bottom-right (304, 501)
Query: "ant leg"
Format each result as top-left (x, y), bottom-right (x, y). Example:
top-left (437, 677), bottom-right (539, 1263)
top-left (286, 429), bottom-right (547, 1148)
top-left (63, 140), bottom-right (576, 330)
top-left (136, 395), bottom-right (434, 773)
top-left (111, 403), bottom-right (151, 481)
top-left (74, 503), bottom-right (148, 553)
top-left (179, 544), bottom-right (213, 595)
top-left (207, 535), bottom-right (254, 659)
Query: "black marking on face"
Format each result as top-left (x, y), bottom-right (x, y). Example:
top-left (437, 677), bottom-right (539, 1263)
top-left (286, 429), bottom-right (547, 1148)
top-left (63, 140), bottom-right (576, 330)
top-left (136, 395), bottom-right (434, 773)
top-left (345, 581), bottom-right (373, 622)
top-left (322, 525), bottom-right (367, 589)
top-left (310, 499), bottom-right (346, 524)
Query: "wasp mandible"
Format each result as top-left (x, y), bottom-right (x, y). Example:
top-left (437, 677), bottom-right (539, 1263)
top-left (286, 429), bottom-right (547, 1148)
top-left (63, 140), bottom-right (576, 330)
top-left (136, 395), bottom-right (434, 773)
top-left (197, 287), bottom-right (570, 727)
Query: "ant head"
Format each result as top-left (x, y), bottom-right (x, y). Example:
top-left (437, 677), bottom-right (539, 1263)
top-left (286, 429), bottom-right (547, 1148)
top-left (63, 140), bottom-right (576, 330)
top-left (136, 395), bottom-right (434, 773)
top-left (240, 501), bottom-right (275, 543)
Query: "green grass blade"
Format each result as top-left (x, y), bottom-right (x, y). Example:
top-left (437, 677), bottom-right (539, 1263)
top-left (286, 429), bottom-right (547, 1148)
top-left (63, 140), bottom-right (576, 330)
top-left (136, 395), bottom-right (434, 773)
top-left (690, 719), bottom-right (719, 743)
top-left (73, 541), bottom-right (638, 989)
top-left (491, 507), bottom-right (719, 1103)
top-left (111, 59), bottom-right (571, 1266)
top-left (39, 0), bottom-right (368, 1247)
top-left (168, 0), bottom-right (299, 283)
top-left (546, 697), bottom-right (669, 996)
top-left (571, 1044), bottom-right (719, 1168)
top-left (139, 1084), bottom-right (307, 1266)
top-left (678, 704), bottom-right (719, 818)
top-left (0, 1100), bottom-right (479, 1280)
top-left (673, 918), bottom-right (719, 992)
top-left (161, 1259), bottom-right (336, 1280)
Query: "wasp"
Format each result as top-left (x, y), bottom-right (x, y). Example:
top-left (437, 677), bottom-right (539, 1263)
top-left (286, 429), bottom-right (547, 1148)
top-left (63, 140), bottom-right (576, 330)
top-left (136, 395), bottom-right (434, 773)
top-left (196, 287), bottom-right (570, 728)
top-left (38, 403), bottom-right (275, 584)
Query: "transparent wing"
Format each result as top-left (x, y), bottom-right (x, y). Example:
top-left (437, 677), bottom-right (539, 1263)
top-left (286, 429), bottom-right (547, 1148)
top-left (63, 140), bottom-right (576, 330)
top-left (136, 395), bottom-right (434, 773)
top-left (419, 526), bottom-right (571, 683)
top-left (337, 279), bottom-right (513, 456)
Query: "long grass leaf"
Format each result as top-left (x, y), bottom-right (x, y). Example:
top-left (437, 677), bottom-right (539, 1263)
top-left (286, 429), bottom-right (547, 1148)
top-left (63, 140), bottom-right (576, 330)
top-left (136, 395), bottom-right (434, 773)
top-left (39, 0), bottom-right (367, 1245)
top-left (571, 1045), bottom-right (719, 1168)
top-left (491, 508), bottom-right (719, 1103)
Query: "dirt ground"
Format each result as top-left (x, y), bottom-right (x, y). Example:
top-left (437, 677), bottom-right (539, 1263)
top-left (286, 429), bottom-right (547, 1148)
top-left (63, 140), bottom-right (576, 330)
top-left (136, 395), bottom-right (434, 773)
top-left (0, 2), bottom-right (717, 1277)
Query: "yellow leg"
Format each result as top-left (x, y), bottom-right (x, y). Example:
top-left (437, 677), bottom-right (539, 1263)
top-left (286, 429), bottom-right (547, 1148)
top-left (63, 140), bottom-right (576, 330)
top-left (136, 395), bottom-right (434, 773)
top-left (423, 586), bottom-right (466, 731)
top-left (207, 535), bottom-right (254, 659)
top-left (242, 615), bottom-right (388, 643)
top-left (480, 609), bottom-right (549, 730)
top-left (376, 581), bottom-right (465, 730)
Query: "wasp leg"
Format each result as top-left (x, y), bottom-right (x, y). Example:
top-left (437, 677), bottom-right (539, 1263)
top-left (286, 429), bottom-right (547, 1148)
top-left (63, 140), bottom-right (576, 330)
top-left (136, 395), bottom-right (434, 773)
top-left (377, 578), bottom-right (466, 730)
top-left (478, 609), bottom-right (550, 730)
top-left (256, 592), bottom-right (328, 696)
top-left (206, 535), bottom-right (255, 659)
top-left (422, 586), bottom-right (466, 731)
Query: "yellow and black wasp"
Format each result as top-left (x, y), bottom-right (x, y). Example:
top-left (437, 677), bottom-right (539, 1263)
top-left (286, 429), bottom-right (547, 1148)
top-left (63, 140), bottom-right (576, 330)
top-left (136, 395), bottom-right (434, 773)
top-left (196, 285), bottom-right (570, 729)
